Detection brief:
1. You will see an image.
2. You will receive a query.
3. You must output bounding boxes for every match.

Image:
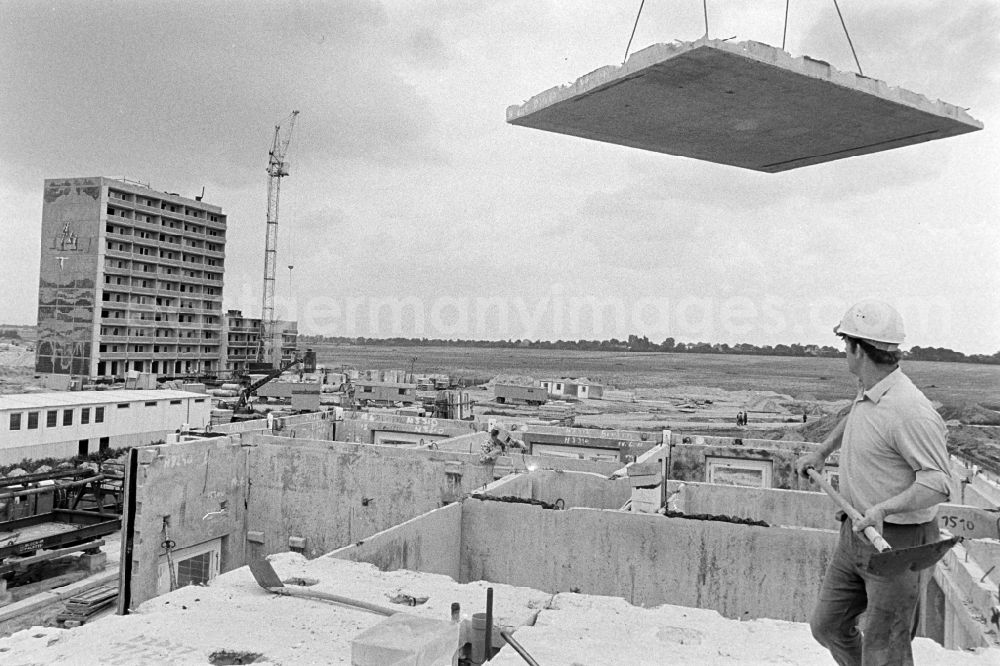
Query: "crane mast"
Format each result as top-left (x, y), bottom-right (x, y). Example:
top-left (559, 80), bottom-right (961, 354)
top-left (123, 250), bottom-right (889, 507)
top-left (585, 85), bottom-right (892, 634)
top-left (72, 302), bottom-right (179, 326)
top-left (257, 110), bottom-right (299, 366)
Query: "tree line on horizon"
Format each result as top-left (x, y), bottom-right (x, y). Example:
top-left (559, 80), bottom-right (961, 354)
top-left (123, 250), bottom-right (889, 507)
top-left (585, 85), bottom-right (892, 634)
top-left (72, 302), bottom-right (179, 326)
top-left (298, 333), bottom-right (1000, 365)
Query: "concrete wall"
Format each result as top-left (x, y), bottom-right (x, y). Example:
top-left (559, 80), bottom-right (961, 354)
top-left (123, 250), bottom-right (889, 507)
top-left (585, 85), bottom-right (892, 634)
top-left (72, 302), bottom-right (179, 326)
top-left (328, 502), bottom-right (462, 580)
top-left (668, 439), bottom-right (830, 491)
top-left (243, 435), bottom-right (496, 559)
top-left (527, 471), bottom-right (631, 510)
top-left (674, 481), bottom-right (840, 529)
top-left (459, 499), bottom-right (838, 622)
top-left (933, 546), bottom-right (998, 650)
top-left (125, 436), bottom-right (247, 609)
top-left (212, 410), bottom-right (335, 440)
top-left (521, 425), bottom-right (658, 462)
top-left (673, 480), bottom-right (1000, 542)
top-left (434, 431), bottom-right (490, 454)
top-left (337, 412), bottom-right (478, 445)
top-left (475, 470), bottom-right (631, 510)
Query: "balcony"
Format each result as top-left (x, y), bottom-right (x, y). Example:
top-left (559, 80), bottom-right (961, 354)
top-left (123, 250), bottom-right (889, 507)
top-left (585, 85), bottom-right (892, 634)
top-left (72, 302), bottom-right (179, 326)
top-left (102, 264), bottom-right (132, 277)
top-left (154, 256), bottom-right (184, 269)
top-left (105, 230), bottom-right (133, 243)
top-left (105, 246), bottom-right (131, 259)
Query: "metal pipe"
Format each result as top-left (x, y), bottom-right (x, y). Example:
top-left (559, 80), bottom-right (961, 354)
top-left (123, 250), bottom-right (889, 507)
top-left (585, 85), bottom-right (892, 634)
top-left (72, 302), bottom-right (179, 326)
top-left (500, 629), bottom-right (541, 666)
top-left (485, 587), bottom-right (493, 662)
top-left (0, 475), bottom-right (104, 500)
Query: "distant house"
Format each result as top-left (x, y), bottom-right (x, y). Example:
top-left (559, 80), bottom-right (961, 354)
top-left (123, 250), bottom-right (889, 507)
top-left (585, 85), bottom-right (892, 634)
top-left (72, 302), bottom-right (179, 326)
top-left (494, 384), bottom-right (548, 406)
top-left (355, 381), bottom-right (417, 405)
top-left (538, 377), bottom-right (604, 400)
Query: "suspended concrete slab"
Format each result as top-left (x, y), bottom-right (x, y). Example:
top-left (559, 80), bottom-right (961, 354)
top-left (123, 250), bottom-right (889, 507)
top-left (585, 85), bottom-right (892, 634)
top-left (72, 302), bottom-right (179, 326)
top-left (506, 38), bottom-right (983, 173)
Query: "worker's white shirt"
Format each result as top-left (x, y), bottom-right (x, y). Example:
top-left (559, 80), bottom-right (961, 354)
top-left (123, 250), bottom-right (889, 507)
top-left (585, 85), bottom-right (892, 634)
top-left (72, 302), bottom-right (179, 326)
top-left (840, 368), bottom-right (952, 525)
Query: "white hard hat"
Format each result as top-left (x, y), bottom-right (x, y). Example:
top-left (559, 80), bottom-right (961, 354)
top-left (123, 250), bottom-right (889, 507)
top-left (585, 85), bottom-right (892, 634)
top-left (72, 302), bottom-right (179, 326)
top-left (833, 299), bottom-right (905, 351)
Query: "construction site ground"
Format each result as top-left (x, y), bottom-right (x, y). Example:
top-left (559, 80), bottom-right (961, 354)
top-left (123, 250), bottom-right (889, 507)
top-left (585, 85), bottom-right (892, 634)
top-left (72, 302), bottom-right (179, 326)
top-left (1, 551), bottom-right (995, 665)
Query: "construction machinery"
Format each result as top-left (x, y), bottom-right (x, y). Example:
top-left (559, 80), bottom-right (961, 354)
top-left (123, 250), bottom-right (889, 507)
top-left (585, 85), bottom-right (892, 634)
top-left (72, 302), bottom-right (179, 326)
top-left (225, 353), bottom-right (303, 420)
top-left (257, 110), bottom-right (300, 368)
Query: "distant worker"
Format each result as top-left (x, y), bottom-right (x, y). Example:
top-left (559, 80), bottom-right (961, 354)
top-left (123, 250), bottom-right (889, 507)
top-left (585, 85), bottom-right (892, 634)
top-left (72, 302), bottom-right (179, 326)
top-left (480, 428), bottom-right (525, 464)
top-left (794, 299), bottom-right (952, 665)
top-left (803, 413), bottom-right (808, 423)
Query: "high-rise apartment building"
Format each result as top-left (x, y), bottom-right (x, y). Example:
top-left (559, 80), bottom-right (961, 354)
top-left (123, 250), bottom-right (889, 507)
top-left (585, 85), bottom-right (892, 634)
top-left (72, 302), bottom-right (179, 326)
top-left (36, 177), bottom-right (226, 380)
top-left (221, 309), bottom-right (298, 376)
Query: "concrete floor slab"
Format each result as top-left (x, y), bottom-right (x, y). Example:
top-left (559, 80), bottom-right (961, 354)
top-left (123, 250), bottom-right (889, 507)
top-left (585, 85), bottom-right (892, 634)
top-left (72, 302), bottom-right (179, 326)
top-left (506, 38), bottom-right (983, 172)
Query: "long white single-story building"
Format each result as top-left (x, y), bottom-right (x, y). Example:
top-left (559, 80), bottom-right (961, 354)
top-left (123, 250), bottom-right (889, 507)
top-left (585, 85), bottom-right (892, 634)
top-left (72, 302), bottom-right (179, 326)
top-left (0, 389), bottom-right (211, 464)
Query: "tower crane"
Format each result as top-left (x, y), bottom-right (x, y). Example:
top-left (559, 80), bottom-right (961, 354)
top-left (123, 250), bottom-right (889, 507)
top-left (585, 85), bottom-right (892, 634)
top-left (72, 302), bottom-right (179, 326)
top-left (257, 110), bottom-right (299, 366)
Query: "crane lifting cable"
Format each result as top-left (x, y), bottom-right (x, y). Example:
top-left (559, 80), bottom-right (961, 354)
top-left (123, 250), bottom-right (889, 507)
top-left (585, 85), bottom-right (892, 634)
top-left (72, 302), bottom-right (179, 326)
top-left (511, 1), bottom-right (980, 172)
top-left (257, 110), bottom-right (299, 366)
top-left (621, 1), bottom-right (861, 72)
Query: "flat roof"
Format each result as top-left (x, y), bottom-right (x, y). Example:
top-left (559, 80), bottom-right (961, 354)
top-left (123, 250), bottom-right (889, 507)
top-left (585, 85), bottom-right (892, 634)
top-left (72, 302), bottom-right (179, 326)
top-left (507, 38), bottom-right (983, 172)
top-left (0, 389), bottom-right (207, 412)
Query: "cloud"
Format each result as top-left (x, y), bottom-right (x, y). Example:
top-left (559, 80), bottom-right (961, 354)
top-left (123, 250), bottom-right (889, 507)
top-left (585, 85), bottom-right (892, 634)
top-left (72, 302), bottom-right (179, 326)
top-left (0, 0), bottom-right (442, 195)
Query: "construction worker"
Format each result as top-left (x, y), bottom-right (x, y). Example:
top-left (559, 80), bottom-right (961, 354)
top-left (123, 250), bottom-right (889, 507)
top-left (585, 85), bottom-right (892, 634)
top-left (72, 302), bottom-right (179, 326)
top-left (480, 428), bottom-right (525, 464)
top-left (794, 299), bottom-right (953, 666)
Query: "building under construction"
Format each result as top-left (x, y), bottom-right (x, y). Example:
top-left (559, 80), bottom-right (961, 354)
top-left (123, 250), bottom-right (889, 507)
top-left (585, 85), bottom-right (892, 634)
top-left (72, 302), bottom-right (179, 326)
top-left (1, 411), bottom-right (995, 663)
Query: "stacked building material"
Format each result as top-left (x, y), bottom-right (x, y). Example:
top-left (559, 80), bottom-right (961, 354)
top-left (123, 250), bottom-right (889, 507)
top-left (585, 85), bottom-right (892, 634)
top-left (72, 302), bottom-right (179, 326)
top-left (56, 585), bottom-right (117, 627)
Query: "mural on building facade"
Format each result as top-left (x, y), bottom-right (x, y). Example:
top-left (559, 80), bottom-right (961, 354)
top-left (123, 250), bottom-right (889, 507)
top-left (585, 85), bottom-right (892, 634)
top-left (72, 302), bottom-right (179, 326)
top-left (35, 179), bottom-right (102, 375)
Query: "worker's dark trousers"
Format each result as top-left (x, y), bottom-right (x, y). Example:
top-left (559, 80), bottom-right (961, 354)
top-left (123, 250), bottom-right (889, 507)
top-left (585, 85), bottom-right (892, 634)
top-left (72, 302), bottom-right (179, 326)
top-left (810, 518), bottom-right (937, 666)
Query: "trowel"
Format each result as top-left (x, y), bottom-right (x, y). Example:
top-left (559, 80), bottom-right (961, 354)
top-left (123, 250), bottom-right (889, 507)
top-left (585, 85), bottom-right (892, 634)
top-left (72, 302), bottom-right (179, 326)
top-left (806, 468), bottom-right (961, 576)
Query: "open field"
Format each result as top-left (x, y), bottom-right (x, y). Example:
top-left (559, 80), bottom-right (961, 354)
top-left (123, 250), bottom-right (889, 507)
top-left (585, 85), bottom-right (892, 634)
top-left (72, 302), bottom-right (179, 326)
top-left (310, 345), bottom-right (1000, 409)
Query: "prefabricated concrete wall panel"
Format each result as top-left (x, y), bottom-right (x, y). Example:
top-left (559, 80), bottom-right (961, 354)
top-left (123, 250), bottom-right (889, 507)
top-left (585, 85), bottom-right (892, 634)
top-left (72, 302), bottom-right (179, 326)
top-left (434, 431), bottom-right (490, 454)
top-left (213, 411), bottom-right (335, 440)
top-left (338, 412), bottom-right (478, 444)
top-left (678, 481), bottom-right (840, 529)
top-left (460, 499), bottom-right (837, 622)
top-left (932, 554), bottom-right (994, 650)
top-left (127, 436), bottom-right (248, 608)
top-left (522, 454), bottom-right (622, 476)
top-left (245, 436), bottom-right (495, 559)
top-left (328, 502), bottom-right (462, 580)
top-left (677, 481), bottom-right (990, 539)
top-left (507, 38), bottom-right (982, 172)
top-left (964, 475), bottom-right (1000, 509)
top-left (670, 443), bottom-right (807, 490)
top-left (671, 434), bottom-right (815, 452)
top-left (528, 470), bottom-right (632, 510)
top-left (477, 473), bottom-right (534, 499)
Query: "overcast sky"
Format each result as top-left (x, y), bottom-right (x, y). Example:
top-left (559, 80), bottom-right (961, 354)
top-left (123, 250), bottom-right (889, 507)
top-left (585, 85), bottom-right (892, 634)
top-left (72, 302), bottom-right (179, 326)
top-left (1, 0), bottom-right (997, 353)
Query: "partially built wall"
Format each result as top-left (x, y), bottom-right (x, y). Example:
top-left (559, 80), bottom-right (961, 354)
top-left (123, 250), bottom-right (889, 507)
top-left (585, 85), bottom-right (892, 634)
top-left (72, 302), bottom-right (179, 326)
top-left (117, 420), bottom-right (999, 651)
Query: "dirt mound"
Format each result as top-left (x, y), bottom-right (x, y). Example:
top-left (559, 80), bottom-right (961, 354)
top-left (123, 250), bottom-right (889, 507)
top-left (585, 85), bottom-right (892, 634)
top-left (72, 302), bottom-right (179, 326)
top-left (486, 374), bottom-right (536, 387)
top-left (938, 403), bottom-right (1000, 426)
top-left (764, 404), bottom-right (852, 442)
top-left (948, 425), bottom-right (1000, 474)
